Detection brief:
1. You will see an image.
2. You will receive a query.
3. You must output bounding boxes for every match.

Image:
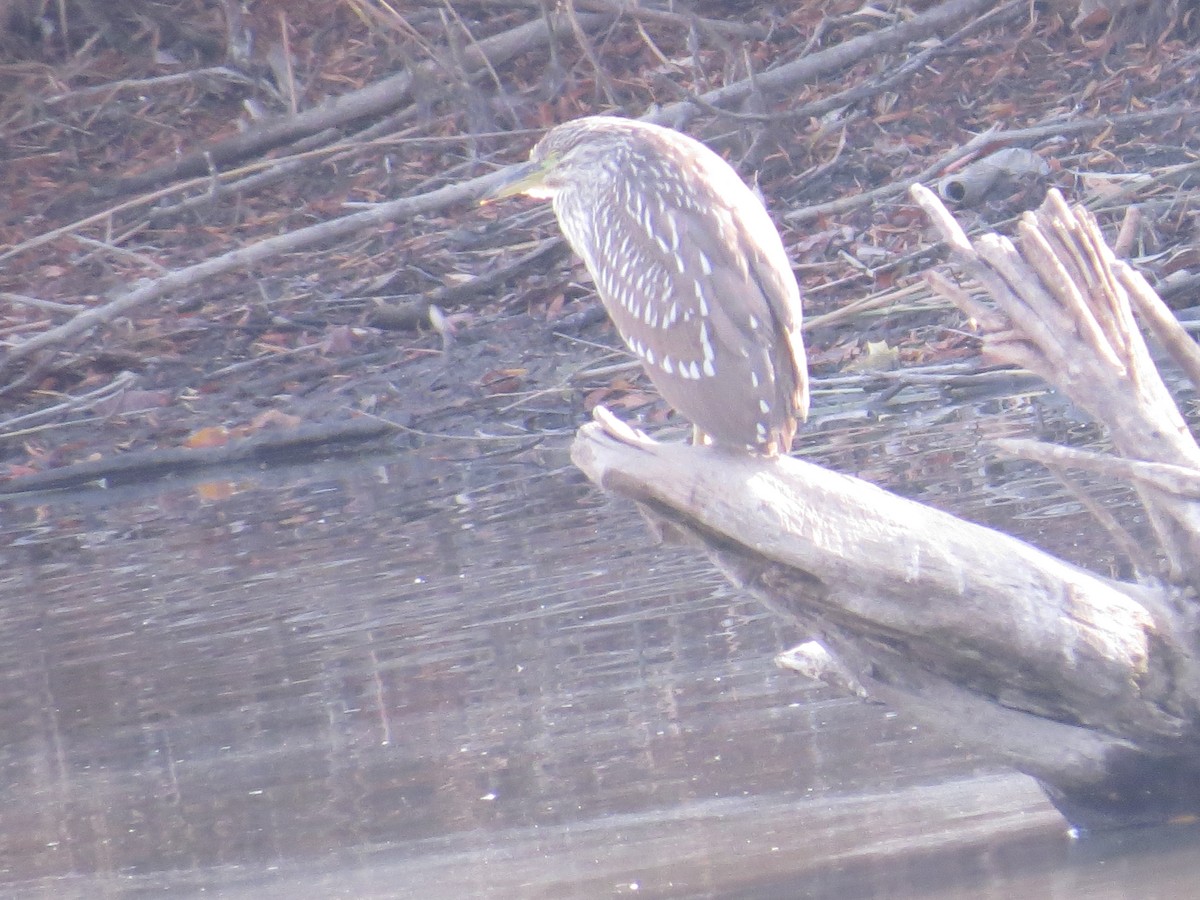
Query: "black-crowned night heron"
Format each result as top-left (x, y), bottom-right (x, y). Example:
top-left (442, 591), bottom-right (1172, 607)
top-left (488, 116), bottom-right (809, 455)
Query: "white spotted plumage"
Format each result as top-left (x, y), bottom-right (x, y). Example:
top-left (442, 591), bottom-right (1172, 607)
top-left (516, 116), bottom-right (809, 454)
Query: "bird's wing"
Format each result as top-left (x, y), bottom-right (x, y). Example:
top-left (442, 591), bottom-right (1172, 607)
top-left (672, 194), bottom-right (809, 421)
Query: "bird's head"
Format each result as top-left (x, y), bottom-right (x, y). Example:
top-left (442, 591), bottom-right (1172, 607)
top-left (482, 117), bottom-right (636, 204)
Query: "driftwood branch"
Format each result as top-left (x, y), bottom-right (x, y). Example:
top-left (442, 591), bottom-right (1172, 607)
top-left (573, 425), bottom-right (1169, 723)
top-left (570, 189), bottom-right (1200, 831)
top-left (915, 184), bottom-right (1200, 587)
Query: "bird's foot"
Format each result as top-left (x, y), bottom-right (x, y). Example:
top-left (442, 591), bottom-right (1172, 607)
top-left (591, 405), bottom-right (658, 449)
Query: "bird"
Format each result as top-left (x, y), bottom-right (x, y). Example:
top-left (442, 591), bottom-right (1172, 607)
top-left (486, 116), bottom-right (808, 455)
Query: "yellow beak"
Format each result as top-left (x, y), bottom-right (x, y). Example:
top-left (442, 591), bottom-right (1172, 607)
top-left (480, 159), bottom-right (550, 205)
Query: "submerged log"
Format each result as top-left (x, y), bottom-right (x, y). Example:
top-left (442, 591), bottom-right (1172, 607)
top-left (570, 189), bottom-right (1200, 831)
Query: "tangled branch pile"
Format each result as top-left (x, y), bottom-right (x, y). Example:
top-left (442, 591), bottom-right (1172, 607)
top-left (0, 0), bottom-right (1196, 480)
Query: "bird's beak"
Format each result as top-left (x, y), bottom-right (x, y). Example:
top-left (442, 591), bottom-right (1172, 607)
top-left (480, 159), bottom-right (547, 205)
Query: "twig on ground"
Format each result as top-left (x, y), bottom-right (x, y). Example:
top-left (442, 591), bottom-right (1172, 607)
top-left (0, 169), bottom-right (517, 373)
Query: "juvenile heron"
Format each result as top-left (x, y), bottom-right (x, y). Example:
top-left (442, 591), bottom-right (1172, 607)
top-left (488, 116), bottom-right (809, 455)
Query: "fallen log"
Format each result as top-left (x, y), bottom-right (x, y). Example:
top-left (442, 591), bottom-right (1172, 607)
top-left (569, 189), bottom-right (1200, 831)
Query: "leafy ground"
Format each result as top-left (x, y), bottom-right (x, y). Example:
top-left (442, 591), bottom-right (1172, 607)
top-left (0, 0), bottom-right (1197, 487)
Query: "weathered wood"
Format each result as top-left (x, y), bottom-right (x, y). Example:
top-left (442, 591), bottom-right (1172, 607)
top-left (572, 425), bottom-right (1178, 733)
top-left (570, 189), bottom-right (1200, 830)
top-left (916, 186), bottom-right (1200, 587)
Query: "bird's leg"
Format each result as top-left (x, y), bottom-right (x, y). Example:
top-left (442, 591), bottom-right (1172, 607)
top-left (692, 425), bottom-right (713, 446)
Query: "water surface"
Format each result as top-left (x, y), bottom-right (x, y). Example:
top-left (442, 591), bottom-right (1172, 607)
top-left (0, 388), bottom-right (1194, 897)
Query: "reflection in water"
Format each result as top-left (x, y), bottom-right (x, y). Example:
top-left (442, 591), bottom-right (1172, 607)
top-left (0, 393), bottom-right (1194, 897)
